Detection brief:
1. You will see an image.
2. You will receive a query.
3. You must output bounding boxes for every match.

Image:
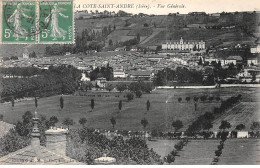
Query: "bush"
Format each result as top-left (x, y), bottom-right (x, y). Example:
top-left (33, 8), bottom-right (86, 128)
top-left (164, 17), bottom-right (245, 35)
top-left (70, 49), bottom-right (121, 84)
top-left (215, 149), bottom-right (222, 157)
top-left (193, 97), bottom-right (199, 102)
top-left (0, 128), bottom-right (31, 157)
top-left (235, 124), bottom-right (245, 131)
top-left (164, 154), bottom-right (175, 164)
top-left (136, 90), bottom-right (142, 98)
top-left (174, 142), bottom-right (183, 151)
top-left (185, 97), bottom-right (191, 102)
top-left (213, 107), bottom-right (220, 114)
top-left (170, 150), bottom-right (177, 156)
top-left (209, 96), bottom-right (214, 101)
top-left (217, 144), bottom-right (224, 150)
top-left (126, 93), bottom-right (134, 101)
top-left (215, 96), bottom-right (221, 101)
top-left (178, 97), bottom-right (182, 103)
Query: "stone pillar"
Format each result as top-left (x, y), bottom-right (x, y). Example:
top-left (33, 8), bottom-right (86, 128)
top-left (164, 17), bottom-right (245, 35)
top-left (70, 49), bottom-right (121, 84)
top-left (45, 128), bottom-right (68, 156)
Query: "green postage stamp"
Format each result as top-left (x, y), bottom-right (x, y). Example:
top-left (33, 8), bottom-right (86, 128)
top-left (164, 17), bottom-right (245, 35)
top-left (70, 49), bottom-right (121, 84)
top-left (0, 0), bottom-right (74, 44)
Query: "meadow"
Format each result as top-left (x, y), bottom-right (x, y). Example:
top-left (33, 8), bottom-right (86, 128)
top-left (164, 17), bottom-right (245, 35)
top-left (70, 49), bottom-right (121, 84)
top-left (0, 87), bottom-right (258, 132)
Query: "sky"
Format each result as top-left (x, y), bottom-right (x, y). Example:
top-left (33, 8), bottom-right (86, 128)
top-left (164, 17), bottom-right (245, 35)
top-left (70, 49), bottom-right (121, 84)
top-left (75, 0), bottom-right (260, 15)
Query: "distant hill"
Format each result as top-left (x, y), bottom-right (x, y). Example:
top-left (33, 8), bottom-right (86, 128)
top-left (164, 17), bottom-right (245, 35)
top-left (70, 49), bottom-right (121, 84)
top-left (0, 44), bottom-right (47, 58)
top-left (0, 12), bottom-right (259, 57)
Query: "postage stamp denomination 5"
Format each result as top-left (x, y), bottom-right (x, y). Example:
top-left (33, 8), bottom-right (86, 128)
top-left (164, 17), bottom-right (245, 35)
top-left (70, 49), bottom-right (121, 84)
top-left (39, 0), bottom-right (74, 43)
top-left (2, 0), bottom-right (36, 43)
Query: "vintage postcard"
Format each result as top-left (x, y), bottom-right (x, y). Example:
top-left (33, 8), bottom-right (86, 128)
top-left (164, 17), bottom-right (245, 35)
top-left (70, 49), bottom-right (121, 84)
top-left (0, 0), bottom-right (260, 166)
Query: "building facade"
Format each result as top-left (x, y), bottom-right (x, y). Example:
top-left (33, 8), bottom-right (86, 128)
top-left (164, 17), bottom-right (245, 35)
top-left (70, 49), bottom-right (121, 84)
top-left (162, 37), bottom-right (206, 51)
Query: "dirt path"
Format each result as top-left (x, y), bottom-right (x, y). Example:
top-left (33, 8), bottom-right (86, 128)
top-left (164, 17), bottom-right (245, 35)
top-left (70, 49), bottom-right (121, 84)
top-left (140, 28), bottom-right (164, 45)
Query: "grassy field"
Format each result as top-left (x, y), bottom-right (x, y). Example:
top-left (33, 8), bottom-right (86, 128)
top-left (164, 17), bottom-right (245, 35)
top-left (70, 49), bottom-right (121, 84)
top-left (0, 87), bottom-right (258, 132)
top-left (211, 102), bottom-right (260, 131)
top-left (146, 139), bottom-right (179, 159)
top-left (173, 140), bottom-right (219, 165)
top-left (218, 139), bottom-right (260, 165)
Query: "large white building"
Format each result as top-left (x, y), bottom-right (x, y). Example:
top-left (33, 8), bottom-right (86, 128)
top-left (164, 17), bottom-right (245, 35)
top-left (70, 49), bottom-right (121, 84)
top-left (162, 37), bottom-right (206, 51)
top-left (250, 45), bottom-right (260, 53)
top-left (113, 70), bottom-right (126, 78)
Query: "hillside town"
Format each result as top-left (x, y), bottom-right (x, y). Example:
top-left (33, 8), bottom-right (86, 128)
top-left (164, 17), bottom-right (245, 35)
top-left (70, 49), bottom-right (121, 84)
top-left (0, 4), bottom-right (260, 166)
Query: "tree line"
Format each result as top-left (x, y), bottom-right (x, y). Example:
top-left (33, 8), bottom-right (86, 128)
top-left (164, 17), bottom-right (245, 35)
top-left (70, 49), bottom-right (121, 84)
top-left (1, 65), bottom-right (81, 102)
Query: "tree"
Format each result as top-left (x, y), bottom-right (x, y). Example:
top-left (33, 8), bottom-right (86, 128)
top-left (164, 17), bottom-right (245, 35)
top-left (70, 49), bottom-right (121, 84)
top-left (137, 33), bottom-right (140, 43)
top-left (90, 99), bottom-right (95, 112)
top-left (219, 120), bottom-right (231, 130)
top-left (109, 39), bottom-right (113, 46)
top-left (141, 118), bottom-right (148, 130)
top-left (193, 96), bottom-right (199, 102)
top-left (215, 96), bottom-right (221, 101)
top-left (250, 122), bottom-right (260, 131)
top-left (215, 150), bottom-right (222, 157)
top-left (62, 118), bottom-right (73, 129)
top-left (79, 117), bottom-right (87, 128)
top-left (185, 97), bottom-right (190, 102)
top-left (235, 124), bottom-right (245, 131)
top-left (170, 150), bottom-right (177, 156)
top-left (49, 116), bottom-right (58, 127)
top-left (146, 100), bottom-right (150, 112)
top-left (126, 93), bottom-right (134, 101)
top-left (105, 83), bottom-right (114, 92)
top-left (113, 24), bottom-right (116, 30)
top-left (34, 97), bottom-right (38, 108)
top-left (178, 97), bottom-right (182, 103)
top-left (204, 112), bottom-right (215, 120)
top-left (202, 121), bottom-right (213, 130)
top-left (198, 57), bottom-right (203, 65)
top-left (174, 143), bottom-right (183, 151)
top-left (29, 51), bottom-right (37, 58)
top-left (200, 95), bottom-right (207, 102)
top-left (116, 83), bottom-right (127, 92)
top-left (193, 45), bottom-right (197, 51)
top-left (22, 111), bottom-right (33, 125)
top-left (136, 90), bottom-right (142, 98)
top-left (11, 98), bottom-right (14, 107)
top-left (172, 120), bottom-right (183, 132)
top-left (110, 117), bottom-right (116, 129)
top-left (164, 154), bottom-right (175, 164)
top-left (118, 100), bottom-right (122, 112)
top-left (209, 96), bottom-right (214, 102)
top-left (60, 96), bottom-right (64, 109)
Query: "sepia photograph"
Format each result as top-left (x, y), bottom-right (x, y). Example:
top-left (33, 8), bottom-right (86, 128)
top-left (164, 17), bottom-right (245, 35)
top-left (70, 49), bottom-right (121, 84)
top-left (0, 0), bottom-right (260, 165)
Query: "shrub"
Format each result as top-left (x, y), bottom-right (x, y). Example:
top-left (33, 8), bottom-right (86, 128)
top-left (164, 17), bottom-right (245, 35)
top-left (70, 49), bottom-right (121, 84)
top-left (215, 149), bottom-right (222, 157)
top-left (235, 124), bottom-right (245, 131)
top-left (170, 150), bottom-right (177, 156)
top-left (219, 120), bottom-right (231, 130)
top-left (193, 97), bottom-right (199, 102)
top-left (174, 142), bottom-right (183, 151)
top-left (217, 144), bottom-right (224, 150)
top-left (209, 96), bottom-right (214, 102)
top-left (126, 93), bottom-right (134, 101)
top-left (136, 90), bottom-right (142, 98)
top-left (172, 120), bottom-right (183, 132)
top-left (215, 96), bottom-right (221, 101)
top-left (178, 97), bottom-right (182, 103)
top-left (164, 154), bottom-right (175, 164)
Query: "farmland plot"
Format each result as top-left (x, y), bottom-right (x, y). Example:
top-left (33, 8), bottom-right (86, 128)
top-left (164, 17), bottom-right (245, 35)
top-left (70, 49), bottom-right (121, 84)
top-left (173, 140), bottom-right (219, 165)
top-left (218, 139), bottom-right (260, 165)
top-left (147, 140), bottom-right (179, 159)
top-left (211, 102), bottom-right (260, 131)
